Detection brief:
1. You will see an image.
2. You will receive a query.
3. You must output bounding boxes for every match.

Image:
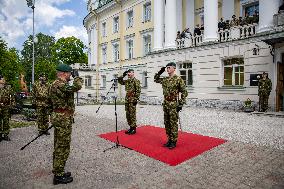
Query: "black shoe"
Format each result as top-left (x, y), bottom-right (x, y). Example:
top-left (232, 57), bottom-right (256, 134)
top-left (64, 172), bottom-right (71, 177)
top-left (2, 135), bottom-right (11, 141)
top-left (163, 140), bottom-right (171, 147)
top-left (125, 128), bottom-right (136, 135)
top-left (44, 131), bottom-right (50, 135)
top-left (167, 142), bottom-right (176, 149)
top-left (53, 175), bottom-right (73, 185)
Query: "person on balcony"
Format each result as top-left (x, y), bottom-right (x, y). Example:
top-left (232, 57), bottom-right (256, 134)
top-left (252, 11), bottom-right (259, 24)
top-left (194, 24), bottom-right (201, 36)
top-left (239, 16), bottom-right (244, 26)
top-left (230, 15), bottom-right (239, 27)
top-left (218, 18), bottom-right (226, 31)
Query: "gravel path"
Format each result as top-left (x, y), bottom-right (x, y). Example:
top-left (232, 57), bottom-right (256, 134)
top-left (0, 105), bottom-right (283, 189)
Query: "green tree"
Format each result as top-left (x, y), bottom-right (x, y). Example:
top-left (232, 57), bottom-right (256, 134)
top-left (21, 33), bottom-right (56, 84)
top-left (0, 37), bottom-right (22, 91)
top-left (52, 36), bottom-right (87, 65)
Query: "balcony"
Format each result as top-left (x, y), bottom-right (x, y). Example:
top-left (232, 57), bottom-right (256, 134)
top-left (176, 24), bottom-right (259, 49)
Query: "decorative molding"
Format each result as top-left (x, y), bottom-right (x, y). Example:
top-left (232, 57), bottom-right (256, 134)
top-left (111, 38), bottom-right (120, 43)
top-left (124, 33), bottom-right (135, 40)
top-left (139, 28), bottom-right (154, 35)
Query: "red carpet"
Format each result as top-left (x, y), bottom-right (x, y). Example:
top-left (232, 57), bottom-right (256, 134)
top-left (99, 125), bottom-right (227, 166)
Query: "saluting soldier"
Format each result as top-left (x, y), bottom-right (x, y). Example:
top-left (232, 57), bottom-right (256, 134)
top-left (118, 69), bottom-right (141, 135)
top-left (0, 75), bottom-right (15, 141)
top-left (49, 64), bottom-right (83, 185)
top-left (258, 72), bottom-right (272, 112)
top-left (31, 73), bottom-right (50, 135)
top-left (154, 62), bottom-right (188, 149)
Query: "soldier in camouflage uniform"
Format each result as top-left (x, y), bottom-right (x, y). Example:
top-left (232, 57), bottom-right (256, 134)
top-left (31, 73), bottom-right (50, 135)
top-left (154, 62), bottom-right (188, 149)
top-left (118, 69), bottom-right (141, 135)
top-left (258, 72), bottom-right (272, 112)
top-left (49, 64), bottom-right (83, 185)
top-left (0, 76), bottom-right (15, 141)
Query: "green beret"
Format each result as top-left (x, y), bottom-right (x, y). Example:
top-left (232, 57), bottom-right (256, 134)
top-left (166, 62), bottom-right (176, 68)
top-left (56, 64), bottom-right (72, 72)
top-left (128, 69), bottom-right (134, 72)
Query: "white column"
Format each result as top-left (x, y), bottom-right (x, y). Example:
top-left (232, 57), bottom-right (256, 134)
top-left (92, 23), bottom-right (98, 65)
top-left (177, 0), bottom-right (183, 32)
top-left (165, 0), bottom-right (177, 49)
top-left (222, 0), bottom-right (235, 21)
top-left (153, 0), bottom-right (164, 51)
top-left (258, 0), bottom-right (280, 33)
top-left (204, 0), bottom-right (218, 42)
top-left (186, 0), bottom-right (195, 34)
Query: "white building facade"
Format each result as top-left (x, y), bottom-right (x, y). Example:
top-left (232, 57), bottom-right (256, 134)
top-left (80, 0), bottom-right (284, 111)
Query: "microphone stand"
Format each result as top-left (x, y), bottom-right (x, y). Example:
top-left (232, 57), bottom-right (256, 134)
top-left (96, 79), bottom-right (132, 152)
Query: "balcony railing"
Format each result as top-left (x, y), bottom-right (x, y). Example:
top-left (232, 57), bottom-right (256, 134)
top-left (71, 63), bottom-right (96, 71)
top-left (177, 24), bottom-right (258, 49)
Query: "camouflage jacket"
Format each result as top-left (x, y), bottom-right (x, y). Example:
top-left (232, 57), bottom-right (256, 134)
top-left (118, 76), bottom-right (141, 102)
top-left (258, 78), bottom-right (272, 96)
top-left (154, 73), bottom-right (188, 105)
top-left (49, 77), bottom-right (83, 114)
top-left (0, 85), bottom-right (15, 109)
top-left (31, 81), bottom-right (50, 107)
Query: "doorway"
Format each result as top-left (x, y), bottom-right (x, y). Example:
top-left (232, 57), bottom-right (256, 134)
top-left (276, 56), bottom-right (284, 111)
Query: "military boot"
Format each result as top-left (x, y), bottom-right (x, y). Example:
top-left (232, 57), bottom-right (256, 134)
top-left (125, 127), bottom-right (136, 135)
top-left (167, 141), bottom-right (176, 149)
top-left (163, 140), bottom-right (171, 147)
top-left (2, 135), bottom-right (11, 141)
top-left (64, 172), bottom-right (71, 177)
top-left (53, 175), bottom-right (73, 185)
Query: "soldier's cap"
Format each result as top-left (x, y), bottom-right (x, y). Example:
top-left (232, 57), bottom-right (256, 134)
top-left (128, 69), bottom-right (134, 72)
top-left (56, 63), bottom-right (72, 72)
top-left (166, 62), bottom-right (176, 68)
top-left (262, 72), bottom-right (268, 75)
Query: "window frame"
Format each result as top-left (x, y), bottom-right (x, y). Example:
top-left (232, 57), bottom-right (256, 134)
top-left (85, 75), bottom-right (92, 87)
top-left (222, 58), bottom-right (244, 86)
top-left (126, 10), bottom-right (134, 28)
top-left (178, 62), bottom-right (193, 86)
top-left (112, 43), bottom-right (120, 62)
top-left (102, 22), bottom-right (106, 37)
top-left (126, 39), bottom-right (134, 59)
top-left (143, 2), bottom-right (151, 23)
top-left (113, 16), bottom-right (119, 33)
top-left (101, 45), bottom-right (107, 64)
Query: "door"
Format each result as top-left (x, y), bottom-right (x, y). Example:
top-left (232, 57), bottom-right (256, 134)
top-left (276, 56), bottom-right (284, 111)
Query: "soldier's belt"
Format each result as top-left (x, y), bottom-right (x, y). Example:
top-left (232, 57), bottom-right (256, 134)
top-left (164, 96), bottom-right (177, 102)
top-left (126, 91), bottom-right (135, 97)
top-left (54, 108), bottom-right (73, 115)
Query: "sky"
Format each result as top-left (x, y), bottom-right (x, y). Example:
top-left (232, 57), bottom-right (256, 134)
top-left (0, 0), bottom-right (88, 50)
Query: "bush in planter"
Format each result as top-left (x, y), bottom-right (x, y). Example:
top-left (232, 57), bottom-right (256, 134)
top-left (243, 98), bottom-right (254, 112)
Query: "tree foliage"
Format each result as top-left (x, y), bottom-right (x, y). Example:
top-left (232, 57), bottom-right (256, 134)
top-left (21, 33), bottom-right (56, 84)
top-left (0, 37), bottom-right (22, 91)
top-left (52, 36), bottom-right (87, 65)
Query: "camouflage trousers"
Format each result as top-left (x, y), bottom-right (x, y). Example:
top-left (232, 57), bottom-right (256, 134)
top-left (125, 101), bottom-right (137, 128)
top-left (36, 107), bottom-right (49, 132)
top-left (51, 112), bottom-right (73, 176)
top-left (259, 94), bottom-right (269, 112)
top-left (163, 101), bottom-right (178, 143)
top-left (0, 108), bottom-right (10, 136)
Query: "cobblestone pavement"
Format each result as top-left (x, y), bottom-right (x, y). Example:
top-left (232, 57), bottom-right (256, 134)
top-left (0, 105), bottom-right (283, 189)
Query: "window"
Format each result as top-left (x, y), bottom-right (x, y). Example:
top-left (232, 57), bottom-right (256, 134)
top-left (244, 3), bottom-right (259, 16)
top-left (126, 40), bottom-right (133, 59)
top-left (113, 74), bottom-right (118, 87)
top-left (113, 43), bottom-right (119, 62)
top-left (143, 35), bottom-right (151, 55)
top-left (85, 75), bottom-right (92, 87)
top-left (127, 10), bottom-right (134, 28)
top-left (223, 58), bottom-right (244, 86)
top-left (143, 2), bottom-right (151, 22)
top-left (102, 46), bottom-right (107, 64)
top-left (101, 75), bottom-right (106, 88)
top-left (113, 17), bottom-right (119, 33)
top-left (102, 22), bottom-right (106, 37)
top-left (142, 71), bottom-right (148, 88)
top-left (179, 62), bottom-right (193, 86)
